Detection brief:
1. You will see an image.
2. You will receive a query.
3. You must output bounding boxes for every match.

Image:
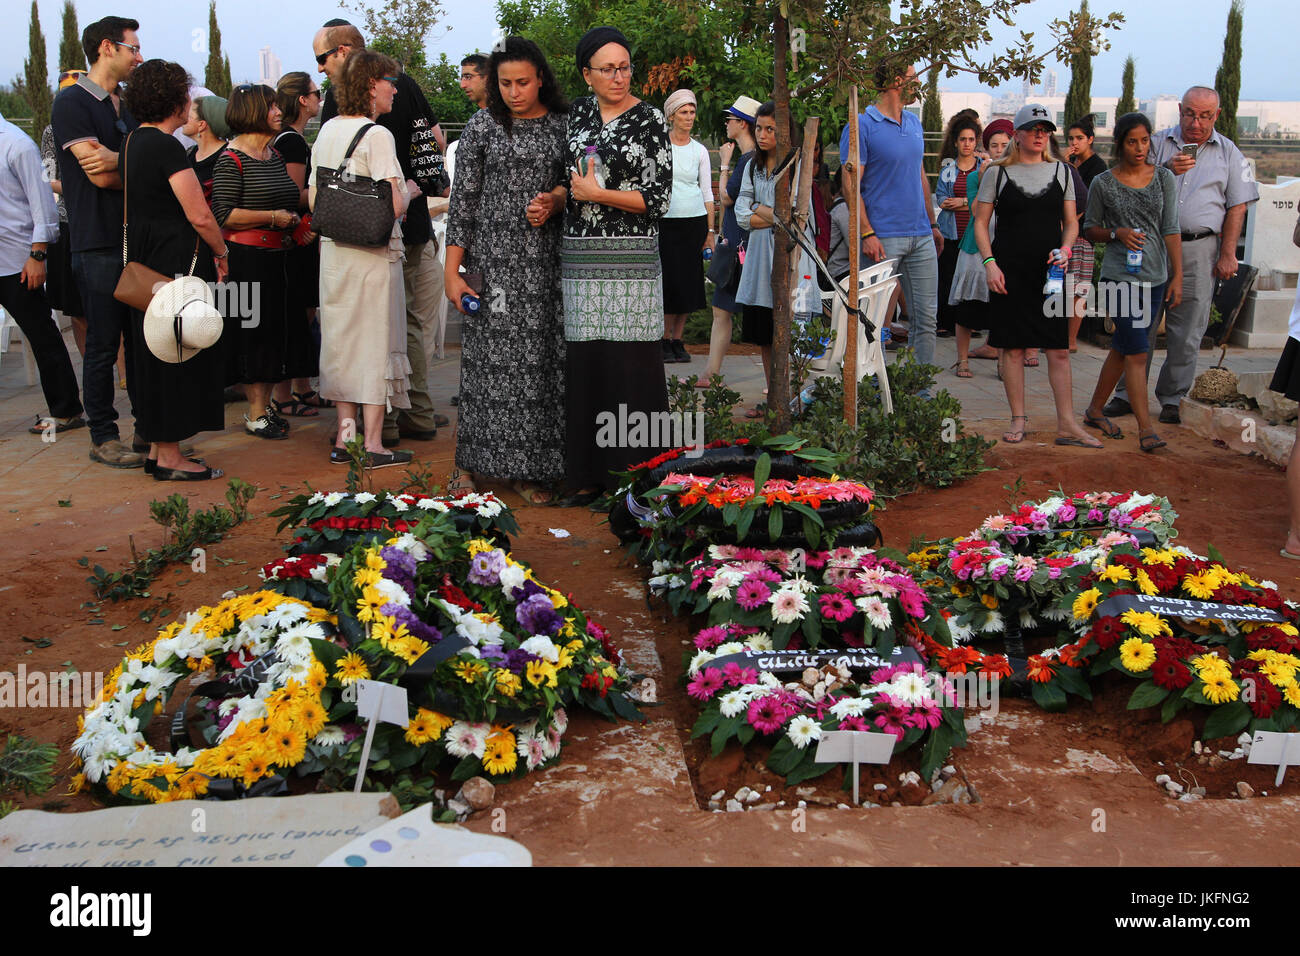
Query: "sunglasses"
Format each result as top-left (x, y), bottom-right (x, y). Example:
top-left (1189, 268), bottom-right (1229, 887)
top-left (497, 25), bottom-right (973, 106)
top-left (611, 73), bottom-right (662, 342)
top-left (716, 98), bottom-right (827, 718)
top-left (315, 46), bottom-right (341, 66)
top-left (59, 70), bottom-right (86, 83)
top-left (307, 90), bottom-right (321, 99)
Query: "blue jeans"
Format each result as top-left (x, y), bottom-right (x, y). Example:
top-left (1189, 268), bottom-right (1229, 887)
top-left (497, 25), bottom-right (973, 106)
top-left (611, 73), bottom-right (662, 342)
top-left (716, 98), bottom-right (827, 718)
top-left (72, 248), bottom-right (137, 445)
top-left (879, 234), bottom-right (939, 371)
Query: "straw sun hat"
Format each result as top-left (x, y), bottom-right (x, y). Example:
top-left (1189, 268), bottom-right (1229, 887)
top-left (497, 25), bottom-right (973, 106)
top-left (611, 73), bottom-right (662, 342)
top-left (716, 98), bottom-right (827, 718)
top-left (143, 277), bottom-right (223, 364)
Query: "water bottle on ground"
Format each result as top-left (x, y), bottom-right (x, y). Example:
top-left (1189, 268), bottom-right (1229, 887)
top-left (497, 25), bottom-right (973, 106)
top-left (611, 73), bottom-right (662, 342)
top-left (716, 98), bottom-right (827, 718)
top-left (1126, 230), bottom-right (1145, 276)
top-left (583, 145), bottom-right (606, 189)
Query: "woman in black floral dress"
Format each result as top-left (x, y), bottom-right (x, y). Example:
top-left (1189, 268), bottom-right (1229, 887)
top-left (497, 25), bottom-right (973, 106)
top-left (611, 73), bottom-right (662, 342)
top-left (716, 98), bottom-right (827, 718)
top-left (444, 37), bottom-right (569, 505)
top-left (559, 27), bottom-right (673, 505)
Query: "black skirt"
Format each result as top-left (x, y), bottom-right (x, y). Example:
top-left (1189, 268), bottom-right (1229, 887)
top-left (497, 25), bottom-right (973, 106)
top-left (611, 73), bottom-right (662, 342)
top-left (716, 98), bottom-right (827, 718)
top-left (46, 222), bottom-right (84, 317)
top-left (658, 215), bottom-right (708, 314)
top-left (228, 243), bottom-right (316, 383)
top-left (1269, 336), bottom-right (1300, 402)
top-left (741, 304), bottom-right (773, 346)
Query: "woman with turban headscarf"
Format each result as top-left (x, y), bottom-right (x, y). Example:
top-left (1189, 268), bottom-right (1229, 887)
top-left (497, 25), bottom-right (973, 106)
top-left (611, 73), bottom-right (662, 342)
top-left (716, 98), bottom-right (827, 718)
top-left (658, 87), bottom-right (714, 364)
top-left (557, 26), bottom-right (673, 506)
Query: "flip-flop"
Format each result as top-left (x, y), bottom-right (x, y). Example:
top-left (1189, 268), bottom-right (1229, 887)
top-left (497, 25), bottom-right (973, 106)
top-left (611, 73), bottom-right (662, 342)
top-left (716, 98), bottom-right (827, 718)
top-left (1024, 356), bottom-right (1040, 367)
top-left (1139, 432), bottom-right (1167, 453)
top-left (510, 480), bottom-right (555, 506)
top-left (1055, 436), bottom-right (1103, 448)
top-left (1002, 415), bottom-right (1028, 444)
top-left (1083, 411), bottom-right (1123, 439)
top-left (1280, 549), bottom-right (1300, 560)
top-left (951, 361), bottom-right (972, 378)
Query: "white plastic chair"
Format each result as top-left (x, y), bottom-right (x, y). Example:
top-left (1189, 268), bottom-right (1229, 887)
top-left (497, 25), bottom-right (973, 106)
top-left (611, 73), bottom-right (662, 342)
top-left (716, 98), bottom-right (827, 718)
top-left (808, 270), bottom-right (898, 414)
top-left (0, 308), bottom-right (39, 386)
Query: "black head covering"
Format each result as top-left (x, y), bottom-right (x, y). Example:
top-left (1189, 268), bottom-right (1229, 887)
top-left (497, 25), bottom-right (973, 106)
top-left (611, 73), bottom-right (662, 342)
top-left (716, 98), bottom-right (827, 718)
top-left (576, 26), bottom-right (631, 73)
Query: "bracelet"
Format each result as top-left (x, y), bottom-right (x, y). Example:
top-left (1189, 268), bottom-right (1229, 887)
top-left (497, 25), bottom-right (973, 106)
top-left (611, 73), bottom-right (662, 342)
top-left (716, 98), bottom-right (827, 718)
top-left (214, 248), bottom-right (229, 260)
top-left (270, 211), bottom-right (278, 228)
top-left (861, 230), bottom-right (875, 239)
top-left (707, 228), bottom-right (715, 233)
top-left (982, 256), bottom-right (996, 265)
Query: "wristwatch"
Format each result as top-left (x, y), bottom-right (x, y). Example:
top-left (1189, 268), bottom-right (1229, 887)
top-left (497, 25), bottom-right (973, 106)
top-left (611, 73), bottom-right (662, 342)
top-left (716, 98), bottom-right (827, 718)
top-left (29, 249), bottom-right (47, 262)
top-left (1109, 229), bottom-right (1116, 241)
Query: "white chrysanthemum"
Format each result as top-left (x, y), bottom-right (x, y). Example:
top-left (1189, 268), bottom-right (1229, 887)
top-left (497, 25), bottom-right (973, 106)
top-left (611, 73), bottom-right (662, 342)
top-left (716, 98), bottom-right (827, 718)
top-left (371, 576), bottom-right (410, 607)
top-left (759, 671), bottom-right (782, 688)
top-left (1038, 496), bottom-right (1065, 518)
top-left (889, 672), bottom-right (932, 705)
top-left (714, 641), bottom-right (745, 656)
top-left (499, 563), bottom-right (527, 594)
top-left (390, 497), bottom-right (409, 512)
top-left (719, 690), bottom-right (750, 718)
top-left (173, 747), bottom-right (200, 767)
top-left (307, 492), bottom-right (325, 504)
top-left (1116, 493), bottom-right (1155, 513)
top-left (353, 492), bottom-right (377, 504)
top-left (857, 596), bottom-right (892, 630)
top-left (443, 721), bottom-right (488, 759)
top-left (788, 575), bottom-right (818, 594)
top-left (687, 649), bottom-right (715, 676)
top-left (980, 610), bottom-right (1005, 633)
top-left (786, 714), bottom-right (823, 750)
top-left (323, 492), bottom-right (346, 506)
top-left (415, 497), bottom-right (442, 510)
top-left (747, 632), bottom-right (774, 651)
top-left (520, 636), bottom-right (560, 662)
top-left (309, 564), bottom-right (329, 582)
top-left (312, 726), bottom-right (347, 747)
top-left (770, 587), bottom-right (810, 624)
top-left (1018, 608), bottom-right (1036, 630)
top-left (829, 696), bottom-right (867, 718)
top-left (948, 618), bottom-right (975, 644)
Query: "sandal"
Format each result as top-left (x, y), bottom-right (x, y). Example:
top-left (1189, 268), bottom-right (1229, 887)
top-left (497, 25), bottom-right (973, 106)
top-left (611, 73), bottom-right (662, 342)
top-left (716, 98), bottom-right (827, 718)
top-left (1002, 415), bottom-right (1028, 444)
top-left (293, 389), bottom-right (334, 409)
top-left (271, 397), bottom-right (320, 418)
top-left (951, 361), bottom-right (972, 379)
top-left (1023, 354), bottom-right (1040, 367)
top-left (1139, 431), bottom-right (1167, 453)
top-left (510, 479), bottom-right (555, 506)
top-left (446, 469), bottom-right (476, 494)
top-left (1082, 410), bottom-right (1123, 439)
top-left (745, 402), bottom-right (768, 419)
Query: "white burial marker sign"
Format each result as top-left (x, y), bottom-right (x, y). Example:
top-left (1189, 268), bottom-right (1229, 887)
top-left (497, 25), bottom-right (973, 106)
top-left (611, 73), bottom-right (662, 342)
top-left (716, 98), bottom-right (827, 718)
top-left (1247, 731), bottom-right (1300, 787)
top-left (813, 730), bottom-right (897, 805)
top-left (353, 679), bottom-right (410, 794)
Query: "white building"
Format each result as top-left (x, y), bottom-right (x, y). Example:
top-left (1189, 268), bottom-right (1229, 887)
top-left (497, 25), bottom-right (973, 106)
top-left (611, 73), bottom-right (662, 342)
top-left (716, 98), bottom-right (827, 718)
top-left (1140, 96), bottom-right (1300, 137)
top-left (258, 47), bottom-right (282, 88)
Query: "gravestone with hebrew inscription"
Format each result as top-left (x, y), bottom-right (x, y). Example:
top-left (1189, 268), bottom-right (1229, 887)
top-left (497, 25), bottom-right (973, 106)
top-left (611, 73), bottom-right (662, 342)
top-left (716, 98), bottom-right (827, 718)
top-left (1235, 180), bottom-right (1300, 347)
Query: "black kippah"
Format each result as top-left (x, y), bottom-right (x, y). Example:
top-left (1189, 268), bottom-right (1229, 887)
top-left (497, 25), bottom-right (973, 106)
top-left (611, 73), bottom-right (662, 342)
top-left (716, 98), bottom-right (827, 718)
top-left (576, 26), bottom-right (630, 74)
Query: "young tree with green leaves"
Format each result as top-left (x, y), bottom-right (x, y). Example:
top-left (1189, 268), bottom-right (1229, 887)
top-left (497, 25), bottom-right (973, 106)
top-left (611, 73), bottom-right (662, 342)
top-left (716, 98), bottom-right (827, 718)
top-left (24, 1), bottom-right (52, 139)
top-left (343, 0), bottom-right (446, 74)
top-left (1214, 0), bottom-right (1243, 142)
top-left (1063, 0), bottom-right (1093, 126)
top-left (58, 0), bottom-right (84, 72)
top-left (205, 1), bottom-right (230, 96)
top-left (1116, 54), bottom-right (1135, 118)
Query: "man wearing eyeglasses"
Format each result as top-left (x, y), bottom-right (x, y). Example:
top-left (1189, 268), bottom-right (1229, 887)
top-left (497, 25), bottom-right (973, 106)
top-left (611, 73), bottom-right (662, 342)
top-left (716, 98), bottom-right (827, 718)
top-left (313, 20), bottom-right (451, 443)
top-left (50, 15), bottom-right (145, 468)
top-left (1103, 85), bottom-right (1258, 425)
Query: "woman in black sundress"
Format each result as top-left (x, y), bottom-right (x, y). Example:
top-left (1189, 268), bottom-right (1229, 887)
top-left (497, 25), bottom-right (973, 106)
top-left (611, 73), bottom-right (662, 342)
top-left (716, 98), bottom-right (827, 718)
top-left (971, 103), bottom-right (1099, 448)
top-left (444, 36), bottom-right (569, 505)
top-left (121, 59), bottom-right (230, 479)
top-left (559, 26), bottom-right (673, 505)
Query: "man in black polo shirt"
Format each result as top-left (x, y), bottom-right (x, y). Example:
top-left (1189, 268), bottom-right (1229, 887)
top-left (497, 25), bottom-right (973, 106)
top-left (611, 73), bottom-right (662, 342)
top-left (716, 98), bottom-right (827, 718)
top-left (50, 15), bottom-right (144, 467)
top-left (313, 20), bottom-right (450, 445)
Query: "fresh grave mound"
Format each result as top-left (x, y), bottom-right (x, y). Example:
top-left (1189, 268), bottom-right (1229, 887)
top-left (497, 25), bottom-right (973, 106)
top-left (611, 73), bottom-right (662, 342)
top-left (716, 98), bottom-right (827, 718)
top-left (70, 490), bottom-right (643, 804)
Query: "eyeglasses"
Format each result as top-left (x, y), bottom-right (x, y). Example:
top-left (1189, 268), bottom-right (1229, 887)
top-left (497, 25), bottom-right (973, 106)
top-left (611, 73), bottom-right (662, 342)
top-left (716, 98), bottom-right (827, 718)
top-left (1023, 125), bottom-right (1052, 135)
top-left (315, 46), bottom-right (341, 66)
top-left (589, 65), bottom-right (633, 79)
top-left (307, 90), bottom-right (321, 99)
top-left (113, 40), bottom-right (141, 54)
top-left (1180, 108), bottom-right (1217, 123)
top-left (234, 84), bottom-right (254, 93)
top-left (459, 72), bottom-right (483, 81)
top-left (382, 75), bottom-right (400, 85)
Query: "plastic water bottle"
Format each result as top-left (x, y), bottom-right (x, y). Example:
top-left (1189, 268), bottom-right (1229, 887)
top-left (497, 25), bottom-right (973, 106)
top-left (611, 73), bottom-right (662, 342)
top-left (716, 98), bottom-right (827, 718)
top-left (1126, 230), bottom-right (1145, 275)
top-left (461, 293), bottom-right (481, 315)
top-left (881, 325), bottom-right (893, 348)
top-left (1043, 251), bottom-right (1065, 296)
top-left (583, 145), bottom-right (606, 188)
top-left (702, 247), bottom-right (712, 261)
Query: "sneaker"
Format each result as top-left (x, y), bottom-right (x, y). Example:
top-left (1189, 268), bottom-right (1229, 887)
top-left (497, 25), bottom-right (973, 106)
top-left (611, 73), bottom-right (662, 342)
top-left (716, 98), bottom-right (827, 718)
top-left (329, 447), bottom-right (351, 464)
top-left (365, 449), bottom-right (413, 469)
top-left (89, 439), bottom-right (146, 468)
top-left (672, 339), bottom-right (690, 363)
top-left (661, 339), bottom-right (675, 362)
top-left (264, 405), bottom-right (291, 431)
top-left (245, 411), bottom-right (289, 440)
top-left (1102, 397), bottom-right (1133, 417)
top-left (1159, 404), bottom-right (1181, 425)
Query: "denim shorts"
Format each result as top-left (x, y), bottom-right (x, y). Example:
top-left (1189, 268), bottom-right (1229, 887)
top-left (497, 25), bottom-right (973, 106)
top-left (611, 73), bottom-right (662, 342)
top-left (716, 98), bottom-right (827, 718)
top-left (1101, 279), bottom-right (1167, 356)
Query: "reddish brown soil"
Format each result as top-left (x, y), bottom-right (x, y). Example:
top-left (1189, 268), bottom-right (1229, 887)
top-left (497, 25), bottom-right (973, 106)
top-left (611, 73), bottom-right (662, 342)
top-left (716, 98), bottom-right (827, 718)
top-left (3, 413), bottom-right (1297, 864)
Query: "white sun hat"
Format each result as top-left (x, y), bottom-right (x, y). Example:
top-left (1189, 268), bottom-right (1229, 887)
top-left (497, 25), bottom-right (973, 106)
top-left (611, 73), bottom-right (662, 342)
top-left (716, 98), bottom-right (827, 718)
top-left (143, 276), bottom-right (223, 364)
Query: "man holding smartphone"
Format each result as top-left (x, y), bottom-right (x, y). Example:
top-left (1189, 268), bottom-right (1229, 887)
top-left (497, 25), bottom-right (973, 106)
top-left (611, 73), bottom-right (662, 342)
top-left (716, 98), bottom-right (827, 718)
top-left (1104, 86), bottom-right (1258, 424)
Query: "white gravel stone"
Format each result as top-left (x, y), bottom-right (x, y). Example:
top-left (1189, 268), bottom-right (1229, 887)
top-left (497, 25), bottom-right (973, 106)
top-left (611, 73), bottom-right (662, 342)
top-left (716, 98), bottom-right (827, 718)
top-left (1155, 774), bottom-right (1171, 785)
top-left (710, 789), bottom-right (726, 802)
top-left (725, 799), bottom-right (743, 812)
top-left (873, 783), bottom-right (888, 791)
top-left (734, 786), bottom-right (752, 802)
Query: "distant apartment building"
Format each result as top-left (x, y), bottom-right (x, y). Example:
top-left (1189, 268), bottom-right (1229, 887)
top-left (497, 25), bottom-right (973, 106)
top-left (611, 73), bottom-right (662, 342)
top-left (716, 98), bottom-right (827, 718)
top-left (1142, 95), bottom-right (1300, 137)
top-left (258, 47), bottom-right (282, 88)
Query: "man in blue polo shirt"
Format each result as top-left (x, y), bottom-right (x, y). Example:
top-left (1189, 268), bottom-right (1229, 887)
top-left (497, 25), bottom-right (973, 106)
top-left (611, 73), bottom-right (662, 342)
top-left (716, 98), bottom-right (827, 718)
top-left (839, 62), bottom-right (943, 374)
top-left (50, 15), bottom-right (143, 468)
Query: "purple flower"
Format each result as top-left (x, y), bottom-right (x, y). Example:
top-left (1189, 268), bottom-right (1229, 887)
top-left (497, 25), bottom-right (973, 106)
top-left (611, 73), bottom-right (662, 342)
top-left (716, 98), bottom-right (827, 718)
top-left (382, 602), bottom-right (442, 645)
top-left (479, 644), bottom-right (506, 662)
top-left (379, 547), bottom-right (417, 595)
top-left (515, 593), bottom-right (562, 636)
top-left (509, 578), bottom-right (548, 604)
top-left (504, 647), bottom-right (540, 674)
top-left (1029, 511), bottom-right (1050, 531)
top-left (467, 548), bottom-right (506, 586)
top-left (1058, 503), bottom-right (1077, 522)
top-left (1013, 564), bottom-right (1035, 582)
top-left (735, 578), bottom-right (772, 610)
top-left (1087, 507), bottom-right (1104, 522)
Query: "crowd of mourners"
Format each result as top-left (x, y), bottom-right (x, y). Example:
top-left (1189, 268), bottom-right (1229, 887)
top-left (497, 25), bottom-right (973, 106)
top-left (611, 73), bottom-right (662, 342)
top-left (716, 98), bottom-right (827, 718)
top-left (0, 16), bottom-right (1271, 506)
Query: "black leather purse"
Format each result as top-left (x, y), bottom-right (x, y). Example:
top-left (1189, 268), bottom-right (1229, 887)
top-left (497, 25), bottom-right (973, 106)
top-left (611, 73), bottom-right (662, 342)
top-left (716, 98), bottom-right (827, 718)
top-left (313, 123), bottom-right (395, 247)
top-left (706, 238), bottom-right (742, 289)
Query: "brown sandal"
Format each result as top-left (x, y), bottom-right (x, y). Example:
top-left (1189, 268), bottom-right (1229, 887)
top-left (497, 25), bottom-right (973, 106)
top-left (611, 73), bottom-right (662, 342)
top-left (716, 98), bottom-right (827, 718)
top-left (951, 361), bottom-right (972, 379)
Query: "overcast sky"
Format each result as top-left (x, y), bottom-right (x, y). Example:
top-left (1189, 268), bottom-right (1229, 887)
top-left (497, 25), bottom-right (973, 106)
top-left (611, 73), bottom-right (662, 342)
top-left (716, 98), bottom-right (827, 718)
top-left (4, 0), bottom-right (1296, 101)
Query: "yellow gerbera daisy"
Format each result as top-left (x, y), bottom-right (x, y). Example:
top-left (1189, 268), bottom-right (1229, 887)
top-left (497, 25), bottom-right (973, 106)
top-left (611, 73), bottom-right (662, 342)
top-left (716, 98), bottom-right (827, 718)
top-left (1191, 652), bottom-right (1231, 676)
top-left (1134, 569), bottom-right (1159, 596)
top-left (306, 662), bottom-right (328, 695)
top-left (390, 636), bottom-right (429, 665)
top-left (525, 659), bottom-right (557, 688)
top-left (482, 736), bottom-right (518, 775)
top-left (1098, 565), bottom-right (1133, 583)
top-left (1141, 548), bottom-right (1177, 566)
top-left (241, 753), bottom-right (272, 788)
top-left (353, 566), bottom-right (382, 589)
top-left (1280, 623), bottom-right (1300, 637)
top-left (356, 585), bottom-right (388, 623)
top-left (1118, 637), bottom-right (1157, 672)
top-left (1201, 672), bottom-right (1240, 705)
top-left (556, 647), bottom-right (574, 670)
top-left (1120, 608), bottom-right (1171, 638)
top-left (493, 669), bottom-right (522, 697)
top-left (334, 652), bottom-right (370, 685)
top-left (1283, 682), bottom-right (1300, 708)
top-left (1259, 659), bottom-right (1297, 687)
top-left (295, 699), bottom-right (328, 737)
top-left (305, 606), bottom-right (338, 625)
top-left (465, 537), bottom-right (494, 556)
top-left (1072, 588), bottom-right (1101, 621)
top-left (364, 549), bottom-right (387, 571)
top-left (453, 659), bottom-right (489, 684)
top-left (268, 728), bottom-right (306, 767)
top-left (549, 589), bottom-right (569, 610)
top-left (405, 708), bottom-right (447, 746)
top-left (1182, 572), bottom-right (1216, 600)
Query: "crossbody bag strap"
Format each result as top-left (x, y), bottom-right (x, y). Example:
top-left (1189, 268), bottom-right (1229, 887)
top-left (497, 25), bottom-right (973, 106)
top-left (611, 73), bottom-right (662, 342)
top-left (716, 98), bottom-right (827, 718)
top-left (121, 131), bottom-right (132, 266)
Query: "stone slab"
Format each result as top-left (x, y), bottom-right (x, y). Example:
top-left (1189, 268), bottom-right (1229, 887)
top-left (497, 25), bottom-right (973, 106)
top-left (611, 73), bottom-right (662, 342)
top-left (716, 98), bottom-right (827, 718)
top-left (317, 803), bottom-right (531, 867)
top-left (1238, 370), bottom-right (1299, 423)
top-left (1245, 180), bottom-right (1300, 276)
top-left (0, 792), bottom-right (399, 867)
top-left (1180, 398), bottom-right (1294, 467)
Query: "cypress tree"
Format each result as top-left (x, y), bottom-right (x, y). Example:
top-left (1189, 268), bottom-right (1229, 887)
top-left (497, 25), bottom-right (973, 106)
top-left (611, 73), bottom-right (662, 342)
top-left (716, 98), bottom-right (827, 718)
top-left (1063, 0), bottom-right (1093, 126)
top-left (58, 0), bottom-right (84, 72)
top-left (222, 54), bottom-right (233, 94)
top-left (922, 63), bottom-right (942, 176)
top-left (205, 1), bottom-right (228, 95)
top-left (1116, 55), bottom-right (1136, 118)
top-left (24, 1), bottom-right (52, 137)
top-left (1214, 0), bottom-right (1243, 142)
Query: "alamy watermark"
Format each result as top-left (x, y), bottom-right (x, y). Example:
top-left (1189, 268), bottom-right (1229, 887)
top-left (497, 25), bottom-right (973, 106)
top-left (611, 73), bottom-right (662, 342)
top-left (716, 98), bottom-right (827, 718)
top-left (0, 665), bottom-right (104, 708)
top-left (1044, 277), bottom-right (1159, 327)
top-left (594, 404), bottom-right (705, 457)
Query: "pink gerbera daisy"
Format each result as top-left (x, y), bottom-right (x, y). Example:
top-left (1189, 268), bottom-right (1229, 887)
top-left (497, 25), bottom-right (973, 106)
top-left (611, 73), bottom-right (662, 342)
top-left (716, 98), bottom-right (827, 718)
top-left (693, 625), bottom-right (729, 650)
top-left (838, 715), bottom-right (869, 732)
top-left (736, 578), bottom-right (773, 610)
top-left (819, 592), bottom-right (855, 623)
top-left (747, 696), bottom-right (787, 735)
top-left (687, 668), bottom-right (725, 701)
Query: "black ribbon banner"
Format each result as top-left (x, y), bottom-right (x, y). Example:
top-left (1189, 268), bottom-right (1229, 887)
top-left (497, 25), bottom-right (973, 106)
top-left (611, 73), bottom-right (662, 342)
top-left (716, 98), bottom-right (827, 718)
top-left (706, 645), bottom-right (923, 674)
top-left (1095, 593), bottom-right (1285, 623)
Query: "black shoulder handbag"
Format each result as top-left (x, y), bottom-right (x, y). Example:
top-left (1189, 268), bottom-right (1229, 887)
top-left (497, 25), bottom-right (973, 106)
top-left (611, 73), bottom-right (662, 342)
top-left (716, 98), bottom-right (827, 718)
top-left (313, 123), bottom-right (395, 247)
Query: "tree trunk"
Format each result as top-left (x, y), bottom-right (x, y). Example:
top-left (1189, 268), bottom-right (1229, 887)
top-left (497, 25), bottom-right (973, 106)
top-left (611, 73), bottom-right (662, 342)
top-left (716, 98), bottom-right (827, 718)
top-left (771, 13), bottom-right (793, 433)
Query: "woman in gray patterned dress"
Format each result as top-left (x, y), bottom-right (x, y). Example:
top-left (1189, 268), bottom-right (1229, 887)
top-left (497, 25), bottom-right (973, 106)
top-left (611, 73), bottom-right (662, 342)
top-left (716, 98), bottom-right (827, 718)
top-left (445, 37), bottom-right (569, 504)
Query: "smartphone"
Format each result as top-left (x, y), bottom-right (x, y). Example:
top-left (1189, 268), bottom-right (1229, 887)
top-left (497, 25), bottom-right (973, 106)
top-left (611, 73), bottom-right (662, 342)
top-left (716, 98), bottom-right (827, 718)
top-left (1181, 144), bottom-right (1198, 160)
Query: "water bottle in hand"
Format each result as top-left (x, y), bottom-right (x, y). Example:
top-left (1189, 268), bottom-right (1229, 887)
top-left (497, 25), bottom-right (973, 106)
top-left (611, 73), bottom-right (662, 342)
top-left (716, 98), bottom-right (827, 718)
top-left (702, 246), bottom-right (712, 261)
top-left (1126, 230), bottom-right (1145, 275)
top-left (1043, 250), bottom-right (1066, 296)
top-left (583, 145), bottom-right (606, 189)
top-left (461, 293), bottom-right (481, 315)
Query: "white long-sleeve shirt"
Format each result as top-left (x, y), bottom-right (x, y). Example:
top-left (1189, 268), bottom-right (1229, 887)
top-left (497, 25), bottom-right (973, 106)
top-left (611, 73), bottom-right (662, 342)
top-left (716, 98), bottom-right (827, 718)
top-left (664, 137), bottom-right (714, 219)
top-left (0, 112), bottom-right (60, 276)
